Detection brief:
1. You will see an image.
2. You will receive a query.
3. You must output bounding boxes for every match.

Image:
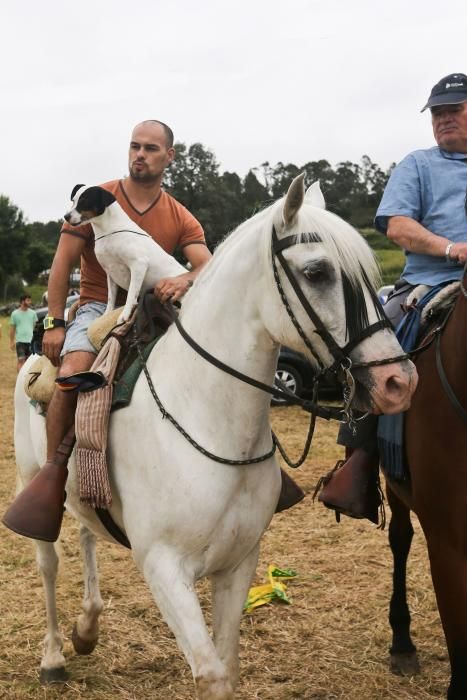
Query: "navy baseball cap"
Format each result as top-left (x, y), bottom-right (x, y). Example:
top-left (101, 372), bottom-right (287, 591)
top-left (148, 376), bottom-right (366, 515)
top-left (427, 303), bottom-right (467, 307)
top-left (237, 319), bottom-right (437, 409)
top-left (421, 73), bottom-right (467, 112)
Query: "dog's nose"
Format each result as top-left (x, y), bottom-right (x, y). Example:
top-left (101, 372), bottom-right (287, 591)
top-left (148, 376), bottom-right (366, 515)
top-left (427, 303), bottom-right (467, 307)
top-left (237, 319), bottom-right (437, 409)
top-left (64, 213), bottom-right (71, 222)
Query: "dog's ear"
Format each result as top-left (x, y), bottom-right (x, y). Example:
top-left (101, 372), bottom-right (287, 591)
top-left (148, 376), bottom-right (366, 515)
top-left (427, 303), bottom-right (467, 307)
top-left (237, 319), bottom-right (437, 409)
top-left (70, 184), bottom-right (85, 201)
top-left (100, 189), bottom-right (116, 207)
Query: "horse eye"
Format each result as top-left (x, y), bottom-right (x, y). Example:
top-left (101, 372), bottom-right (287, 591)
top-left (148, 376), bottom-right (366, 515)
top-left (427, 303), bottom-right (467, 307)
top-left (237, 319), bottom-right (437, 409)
top-left (303, 260), bottom-right (334, 284)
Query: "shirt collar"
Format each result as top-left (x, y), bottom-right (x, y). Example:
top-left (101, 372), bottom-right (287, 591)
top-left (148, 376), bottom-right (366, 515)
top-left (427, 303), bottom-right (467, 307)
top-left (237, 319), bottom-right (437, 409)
top-left (439, 148), bottom-right (467, 161)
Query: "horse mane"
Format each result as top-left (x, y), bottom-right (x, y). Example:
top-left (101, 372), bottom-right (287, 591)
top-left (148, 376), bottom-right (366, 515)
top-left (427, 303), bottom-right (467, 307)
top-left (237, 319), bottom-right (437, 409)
top-left (186, 196), bottom-right (385, 341)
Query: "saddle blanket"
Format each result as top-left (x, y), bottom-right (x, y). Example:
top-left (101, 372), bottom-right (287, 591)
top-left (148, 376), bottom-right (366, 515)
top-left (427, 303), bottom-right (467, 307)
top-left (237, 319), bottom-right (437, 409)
top-left (377, 283), bottom-right (454, 481)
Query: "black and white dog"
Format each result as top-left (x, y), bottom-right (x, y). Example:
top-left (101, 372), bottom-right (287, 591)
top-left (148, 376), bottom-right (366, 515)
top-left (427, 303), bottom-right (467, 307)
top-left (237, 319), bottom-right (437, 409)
top-left (64, 185), bottom-right (185, 321)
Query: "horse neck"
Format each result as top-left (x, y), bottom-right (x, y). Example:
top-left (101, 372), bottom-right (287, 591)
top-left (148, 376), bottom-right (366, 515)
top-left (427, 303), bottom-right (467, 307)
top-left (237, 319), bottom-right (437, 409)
top-left (153, 224), bottom-right (279, 451)
top-left (181, 228), bottom-right (278, 380)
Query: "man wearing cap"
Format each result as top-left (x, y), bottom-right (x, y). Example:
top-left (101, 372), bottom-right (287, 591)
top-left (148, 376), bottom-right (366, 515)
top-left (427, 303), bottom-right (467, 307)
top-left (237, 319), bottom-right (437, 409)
top-left (317, 73), bottom-right (467, 524)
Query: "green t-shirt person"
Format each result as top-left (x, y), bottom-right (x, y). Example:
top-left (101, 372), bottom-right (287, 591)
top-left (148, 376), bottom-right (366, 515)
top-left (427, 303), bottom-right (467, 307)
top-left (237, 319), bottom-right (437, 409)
top-left (9, 296), bottom-right (39, 370)
top-left (10, 307), bottom-right (38, 342)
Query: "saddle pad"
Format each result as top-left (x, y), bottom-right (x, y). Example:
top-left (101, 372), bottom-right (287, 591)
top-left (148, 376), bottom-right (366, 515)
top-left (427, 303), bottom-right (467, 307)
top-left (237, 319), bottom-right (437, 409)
top-left (24, 356), bottom-right (58, 403)
top-left (111, 338), bottom-right (159, 412)
top-left (377, 283), bottom-right (450, 481)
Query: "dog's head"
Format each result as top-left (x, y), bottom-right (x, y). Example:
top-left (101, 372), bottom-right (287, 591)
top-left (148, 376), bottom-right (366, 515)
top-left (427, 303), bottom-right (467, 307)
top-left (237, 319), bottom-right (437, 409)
top-left (64, 185), bottom-right (117, 225)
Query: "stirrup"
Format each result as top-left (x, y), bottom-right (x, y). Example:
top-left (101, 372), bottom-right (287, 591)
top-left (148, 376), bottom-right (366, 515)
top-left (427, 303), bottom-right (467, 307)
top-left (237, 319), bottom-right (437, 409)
top-left (313, 458), bottom-right (386, 528)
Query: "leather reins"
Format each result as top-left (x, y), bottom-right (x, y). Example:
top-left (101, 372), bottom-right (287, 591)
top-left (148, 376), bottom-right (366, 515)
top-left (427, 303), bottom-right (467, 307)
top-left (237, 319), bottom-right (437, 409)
top-left (138, 223), bottom-right (410, 466)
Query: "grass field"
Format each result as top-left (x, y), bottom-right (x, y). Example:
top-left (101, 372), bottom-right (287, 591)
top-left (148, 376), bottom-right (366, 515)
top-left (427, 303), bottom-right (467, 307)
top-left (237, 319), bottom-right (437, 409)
top-left (0, 330), bottom-right (449, 699)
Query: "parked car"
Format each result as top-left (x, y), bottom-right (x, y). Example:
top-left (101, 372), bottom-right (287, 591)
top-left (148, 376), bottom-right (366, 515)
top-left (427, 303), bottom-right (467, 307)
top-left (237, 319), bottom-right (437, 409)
top-left (273, 347), bottom-right (342, 405)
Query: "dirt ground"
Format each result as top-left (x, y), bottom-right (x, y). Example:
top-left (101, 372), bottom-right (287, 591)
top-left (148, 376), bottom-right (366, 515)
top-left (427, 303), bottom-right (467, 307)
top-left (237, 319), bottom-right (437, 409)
top-left (0, 330), bottom-right (448, 699)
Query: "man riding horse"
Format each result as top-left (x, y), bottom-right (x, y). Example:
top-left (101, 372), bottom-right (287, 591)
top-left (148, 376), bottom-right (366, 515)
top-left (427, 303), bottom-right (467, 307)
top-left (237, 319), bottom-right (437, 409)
top-left (7, 119), bottom-right (304, 541)
top-left (318, 72), bottom-right (467, 522)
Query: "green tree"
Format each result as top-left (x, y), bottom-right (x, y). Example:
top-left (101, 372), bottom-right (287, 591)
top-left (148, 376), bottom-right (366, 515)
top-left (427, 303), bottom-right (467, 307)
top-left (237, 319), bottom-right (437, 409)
top-left (270, 162), bottom-right (301, 199)
top-left (165, 142), bottom-right (240, 251)
top-left (0, 195), bottom-right (27, 300)
top-left (243, 170), bottom-right (270, 216)
top-left (23, 220), bottom-right (61, 280)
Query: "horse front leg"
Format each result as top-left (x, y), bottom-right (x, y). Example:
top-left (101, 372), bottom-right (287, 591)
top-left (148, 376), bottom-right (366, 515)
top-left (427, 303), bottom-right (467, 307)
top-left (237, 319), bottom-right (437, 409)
top-left (71, 525), bottom-right (103, 656)
top-left (386, 484), bottom-right (420, 676)
top-left (424, 532), bottom-right (467, 700)
top-left (210, 543), bottom-right (260, 690)
top-left (35, 540), bottom-right (68, 683)
top-left (142, 544), bottom-right (233, 700)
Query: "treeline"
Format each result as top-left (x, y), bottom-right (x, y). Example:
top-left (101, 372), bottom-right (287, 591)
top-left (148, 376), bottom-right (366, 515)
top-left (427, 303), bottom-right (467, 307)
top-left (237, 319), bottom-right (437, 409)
top-left (0, 142), bottom-right (394, 300)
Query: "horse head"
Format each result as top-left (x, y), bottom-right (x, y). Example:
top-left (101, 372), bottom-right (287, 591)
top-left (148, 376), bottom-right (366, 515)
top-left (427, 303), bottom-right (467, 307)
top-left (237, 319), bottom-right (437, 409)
top-left (264, 174), bottom-right (418, 415)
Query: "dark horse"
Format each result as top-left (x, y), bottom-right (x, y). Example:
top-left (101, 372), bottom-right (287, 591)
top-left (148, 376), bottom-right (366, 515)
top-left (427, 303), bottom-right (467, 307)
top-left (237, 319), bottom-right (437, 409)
top-left (386, 269), bottom-right (467, 700)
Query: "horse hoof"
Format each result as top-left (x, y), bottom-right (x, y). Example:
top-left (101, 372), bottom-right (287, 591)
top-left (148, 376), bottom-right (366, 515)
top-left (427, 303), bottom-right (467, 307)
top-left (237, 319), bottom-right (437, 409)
top-left (71, 623), bottom-right (98, 655)
top-left (390, 651), bottom-right (421, 676)
top-left (40, 666), bottom-right (69, 684)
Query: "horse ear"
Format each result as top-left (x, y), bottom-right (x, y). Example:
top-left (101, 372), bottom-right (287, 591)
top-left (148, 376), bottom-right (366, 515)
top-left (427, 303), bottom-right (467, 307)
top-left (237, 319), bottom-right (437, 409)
top-left (283, 173), bottom-right (305, 226)
top-left (304, 180), bottom-right (326, 209)
top-left (71, 184), bottom-right (85, 201)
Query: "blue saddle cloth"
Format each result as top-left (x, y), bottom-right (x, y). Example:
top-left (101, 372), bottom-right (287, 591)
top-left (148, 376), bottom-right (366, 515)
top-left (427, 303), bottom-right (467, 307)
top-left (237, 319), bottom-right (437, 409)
top-left (377, 284), bottom-right (446, 481)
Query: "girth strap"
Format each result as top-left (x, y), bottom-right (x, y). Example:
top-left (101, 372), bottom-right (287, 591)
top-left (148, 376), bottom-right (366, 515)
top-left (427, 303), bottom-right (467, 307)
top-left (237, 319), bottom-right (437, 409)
top-left (95, 508), bottom-right (131, 549)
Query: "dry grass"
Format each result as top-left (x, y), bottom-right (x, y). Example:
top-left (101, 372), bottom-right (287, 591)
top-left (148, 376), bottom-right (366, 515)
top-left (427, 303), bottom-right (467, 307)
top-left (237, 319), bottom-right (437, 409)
top-left (0, 330), bottom-right (449, 698)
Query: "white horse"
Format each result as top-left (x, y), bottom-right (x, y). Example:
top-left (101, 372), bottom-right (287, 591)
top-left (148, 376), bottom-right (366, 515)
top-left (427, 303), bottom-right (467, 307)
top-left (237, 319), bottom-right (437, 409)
top-left (12, 175), bottom-right (417, 699)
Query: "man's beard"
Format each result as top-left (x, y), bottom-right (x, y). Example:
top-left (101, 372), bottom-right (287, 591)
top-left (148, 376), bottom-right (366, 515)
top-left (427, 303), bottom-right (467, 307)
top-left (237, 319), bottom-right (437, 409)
top-left (129, 164), bottom-right (160, 184)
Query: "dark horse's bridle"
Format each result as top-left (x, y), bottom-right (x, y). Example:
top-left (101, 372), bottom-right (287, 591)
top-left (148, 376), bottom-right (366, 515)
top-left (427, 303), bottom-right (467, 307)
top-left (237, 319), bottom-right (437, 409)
top-left (139, 225), bottom-right (409, 466)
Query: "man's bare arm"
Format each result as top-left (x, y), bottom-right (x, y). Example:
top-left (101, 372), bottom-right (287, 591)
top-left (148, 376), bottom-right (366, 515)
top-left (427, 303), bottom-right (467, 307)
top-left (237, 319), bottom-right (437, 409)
top-left (387, 216), bottom-right (467, 263)
top-left (154, 244), bottom-right (212, 303)
top-left (43, 233), bottom-right (86, 366)
top-left (47, 234), bottom-right (86, 318)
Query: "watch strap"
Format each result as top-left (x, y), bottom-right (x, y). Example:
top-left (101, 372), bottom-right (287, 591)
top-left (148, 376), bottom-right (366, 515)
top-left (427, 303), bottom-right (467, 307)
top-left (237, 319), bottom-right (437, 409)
top-left (43, 316), bottom-right (66, 330)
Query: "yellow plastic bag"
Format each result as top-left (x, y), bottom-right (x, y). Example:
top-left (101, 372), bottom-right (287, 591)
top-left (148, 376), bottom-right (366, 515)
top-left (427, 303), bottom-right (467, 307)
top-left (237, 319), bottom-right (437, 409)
top-left (244, 565), bottom-right (298, 613)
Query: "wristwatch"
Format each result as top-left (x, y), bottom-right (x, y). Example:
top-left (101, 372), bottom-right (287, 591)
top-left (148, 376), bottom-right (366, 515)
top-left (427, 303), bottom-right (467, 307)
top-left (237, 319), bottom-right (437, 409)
top-left (445, 242), bottom-right (454, 261)
top-left (43, 316), bottom-right (66, 331)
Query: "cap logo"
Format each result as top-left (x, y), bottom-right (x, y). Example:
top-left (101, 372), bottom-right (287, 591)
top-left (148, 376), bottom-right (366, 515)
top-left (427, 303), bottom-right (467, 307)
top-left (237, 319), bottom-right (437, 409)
top-left (446, 82), bottom-right (464, 89)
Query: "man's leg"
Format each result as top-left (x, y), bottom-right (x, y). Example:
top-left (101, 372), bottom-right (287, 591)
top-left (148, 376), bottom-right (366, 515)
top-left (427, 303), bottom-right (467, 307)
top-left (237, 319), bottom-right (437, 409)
top-left (16, 342), bottom-right (28, 372)
top-left (317, 416), bottom-right (382, 523)
top-left (316, 282), bottom-right (414, 524)
top-left (45, 301), bottom-right (106, 459)
top-left (45, 351), bottom-right (96, 460)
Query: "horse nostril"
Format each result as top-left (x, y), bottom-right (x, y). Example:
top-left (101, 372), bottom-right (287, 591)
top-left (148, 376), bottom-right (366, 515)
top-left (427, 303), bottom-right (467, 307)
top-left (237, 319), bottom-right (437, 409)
top-left (385, 375), bottom-right (407, 398)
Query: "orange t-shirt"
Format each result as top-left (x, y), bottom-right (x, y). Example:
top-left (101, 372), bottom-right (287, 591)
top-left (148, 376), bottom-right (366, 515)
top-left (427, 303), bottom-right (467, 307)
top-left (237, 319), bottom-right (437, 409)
top-left (61, 180), bottom-right (206, 305)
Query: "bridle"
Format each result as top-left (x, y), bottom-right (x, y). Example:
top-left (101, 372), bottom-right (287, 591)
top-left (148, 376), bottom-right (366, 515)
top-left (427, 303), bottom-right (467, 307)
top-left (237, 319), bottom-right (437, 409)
top-left (270, 225), bottom-right (408, 425)
top-left (139, 223), bottom-right (409, 466)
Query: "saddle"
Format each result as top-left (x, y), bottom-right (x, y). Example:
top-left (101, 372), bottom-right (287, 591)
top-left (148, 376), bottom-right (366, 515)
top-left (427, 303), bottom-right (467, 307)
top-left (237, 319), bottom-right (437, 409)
top-left (25, 295), bottom-right (174, 406)
top-left (378, 281), bottom-right (459, 481)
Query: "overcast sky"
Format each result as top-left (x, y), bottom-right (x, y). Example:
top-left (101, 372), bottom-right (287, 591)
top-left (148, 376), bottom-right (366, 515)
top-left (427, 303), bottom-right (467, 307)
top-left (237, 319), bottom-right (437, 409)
top-left (1, 0), bottom-right (466, 222)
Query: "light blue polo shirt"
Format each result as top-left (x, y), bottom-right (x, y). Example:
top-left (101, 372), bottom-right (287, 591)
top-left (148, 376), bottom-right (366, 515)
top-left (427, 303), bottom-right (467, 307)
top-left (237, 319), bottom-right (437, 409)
top-left (375, 147), bottom-right (467, 285)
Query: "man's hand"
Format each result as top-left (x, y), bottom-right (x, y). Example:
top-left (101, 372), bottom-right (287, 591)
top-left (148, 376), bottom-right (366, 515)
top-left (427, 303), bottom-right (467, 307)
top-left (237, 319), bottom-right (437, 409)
top-left (42, 327), bottom-right (66, 367)
top-left (448, 242), bottom-right (467, 264)
top-left (154, 273), bottom-right (194, 303)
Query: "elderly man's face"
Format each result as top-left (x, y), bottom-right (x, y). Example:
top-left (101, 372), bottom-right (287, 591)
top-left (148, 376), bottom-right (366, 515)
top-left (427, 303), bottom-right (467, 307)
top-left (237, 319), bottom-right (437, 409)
top-left (431, 102), bottom-right (467, 153)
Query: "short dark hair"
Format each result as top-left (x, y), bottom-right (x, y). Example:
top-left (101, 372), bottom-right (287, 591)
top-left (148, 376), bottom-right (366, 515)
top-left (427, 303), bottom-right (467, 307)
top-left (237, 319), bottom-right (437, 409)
top-left (139, 119), bottom-right (174, 148)
top-left (19, 294), bottom-right (31, 303)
